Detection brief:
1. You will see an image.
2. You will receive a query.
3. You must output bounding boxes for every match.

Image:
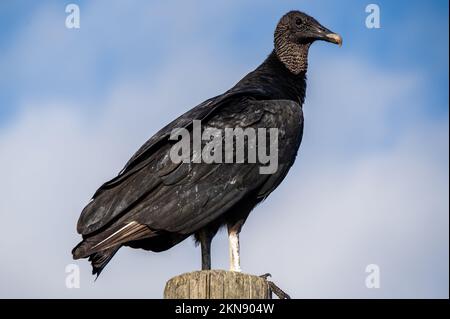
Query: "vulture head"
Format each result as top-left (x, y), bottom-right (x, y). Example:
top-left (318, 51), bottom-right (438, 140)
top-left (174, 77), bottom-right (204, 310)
top-left (274, 10), bottom-right (342, 74)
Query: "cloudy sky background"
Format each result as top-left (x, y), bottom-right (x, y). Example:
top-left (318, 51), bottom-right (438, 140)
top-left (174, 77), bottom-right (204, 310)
top-left (0, 0), bottom-right (448, 298)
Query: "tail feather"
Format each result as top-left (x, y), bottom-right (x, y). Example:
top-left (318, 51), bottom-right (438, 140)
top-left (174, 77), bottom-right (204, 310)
top-left (72, 240), bottom-right (120, 277)
top-left (88, 246), bottom-right (120, 277)
top-left (72, 238), bottom-right (94, 259)
top-left (72, 222), bottom-right (153, 277)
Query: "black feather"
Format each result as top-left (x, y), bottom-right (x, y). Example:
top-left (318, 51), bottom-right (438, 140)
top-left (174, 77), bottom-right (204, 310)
top-left (72, 10), bottom-right (341, 276)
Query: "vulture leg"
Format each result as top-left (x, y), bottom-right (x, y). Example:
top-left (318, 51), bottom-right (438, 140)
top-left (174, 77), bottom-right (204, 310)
top-left (197, 229), bottom-right (212, 270)
top-left (227, 223), bottom-right (242, 272)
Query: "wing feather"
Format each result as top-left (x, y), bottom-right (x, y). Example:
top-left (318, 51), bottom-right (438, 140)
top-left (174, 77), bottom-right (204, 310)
top-left (77, 89), bottom-right (269, 235)
top-left (91, 222), bottom-right (153, 252)
top-left (77, 95), bottom-right (303, 243)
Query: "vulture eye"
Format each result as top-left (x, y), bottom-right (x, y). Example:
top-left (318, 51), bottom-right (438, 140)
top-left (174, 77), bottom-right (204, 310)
top-left (295, 18), bottom-right (303, 26)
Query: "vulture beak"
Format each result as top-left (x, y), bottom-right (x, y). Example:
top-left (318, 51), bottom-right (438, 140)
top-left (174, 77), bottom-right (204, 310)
top-left (324, 33), bottom-right (343, 47)
top-left (311, 24), bottom-right (343, 47)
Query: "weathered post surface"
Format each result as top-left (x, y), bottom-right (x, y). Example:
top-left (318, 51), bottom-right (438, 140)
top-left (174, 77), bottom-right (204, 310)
top-left (164, 270), bottom-right (271, 299)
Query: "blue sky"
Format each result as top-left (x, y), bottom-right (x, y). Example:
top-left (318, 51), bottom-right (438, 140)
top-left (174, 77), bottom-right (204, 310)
top-left (0, 1), bottom-right (448, 298)
top-left (1, 1), bottom-right (448, 125)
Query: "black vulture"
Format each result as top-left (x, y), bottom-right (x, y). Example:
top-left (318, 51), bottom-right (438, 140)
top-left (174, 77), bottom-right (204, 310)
top-left (72, 11), bottom-right (342, 276)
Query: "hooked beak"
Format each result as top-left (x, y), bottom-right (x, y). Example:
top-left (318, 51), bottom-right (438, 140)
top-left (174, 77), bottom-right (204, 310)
top-left (324, 33), bottom-right (343, 47)
top-left (311, 24), bottom-right (342, 47)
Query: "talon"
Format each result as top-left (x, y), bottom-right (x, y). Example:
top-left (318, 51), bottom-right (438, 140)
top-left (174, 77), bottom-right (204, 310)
top-left (259, 273), bottom-right (291, 299)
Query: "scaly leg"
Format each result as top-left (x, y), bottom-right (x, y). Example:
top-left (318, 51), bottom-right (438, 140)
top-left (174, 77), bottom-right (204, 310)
top-left (198, 230), bottom-right (212, 270)
top-left (228, 226), bottom-right (241, 272)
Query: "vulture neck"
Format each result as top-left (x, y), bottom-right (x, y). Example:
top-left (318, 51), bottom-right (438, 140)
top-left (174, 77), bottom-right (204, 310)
top-left (235, 50), bottom-right (307, 105)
